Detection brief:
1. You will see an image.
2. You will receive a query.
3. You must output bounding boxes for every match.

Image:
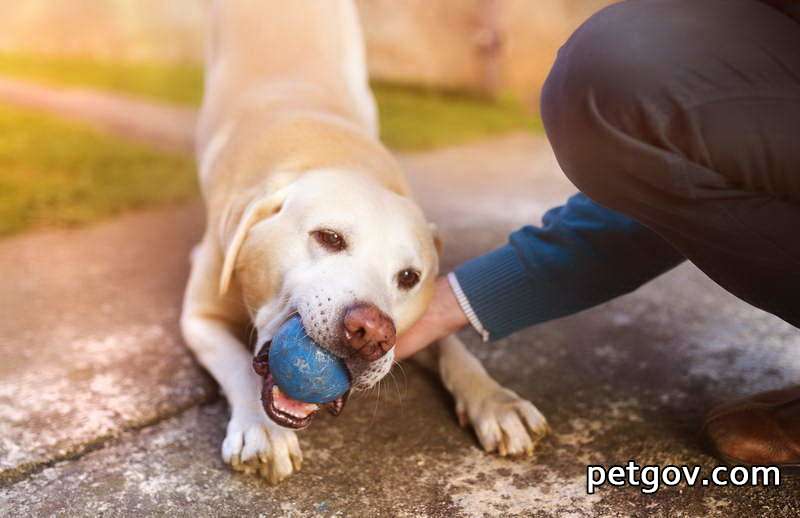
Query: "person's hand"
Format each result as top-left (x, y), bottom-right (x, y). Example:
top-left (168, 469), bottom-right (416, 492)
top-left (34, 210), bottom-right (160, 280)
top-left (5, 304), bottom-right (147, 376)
top-left (395, 275), bottom-right (468, 360)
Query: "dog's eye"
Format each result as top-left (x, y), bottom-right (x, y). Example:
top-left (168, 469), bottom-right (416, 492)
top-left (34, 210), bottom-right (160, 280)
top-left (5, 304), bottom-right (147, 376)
top-left (397, 268), bottom-right (421, 290)
top-left (311, 229), bottom-right (347, 252)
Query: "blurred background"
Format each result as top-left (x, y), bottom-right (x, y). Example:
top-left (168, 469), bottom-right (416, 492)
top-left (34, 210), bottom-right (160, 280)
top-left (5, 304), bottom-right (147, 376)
top-left (0, 0), bottom-right (610, 98)
top-left (0, 0), bottom-right (609, 237)
top-left (5, 4), bottom-right (800, 515)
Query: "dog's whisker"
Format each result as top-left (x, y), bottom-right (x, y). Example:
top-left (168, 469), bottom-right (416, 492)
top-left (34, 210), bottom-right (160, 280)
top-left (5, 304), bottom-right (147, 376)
top-left (387, 368), bottom-right (404, 414)
top-left (388, 368), bottom-right (399, 400)
top-left (392, 360), bottom-right (409, 396)
top-left (366, 378), bottom-right (381, 426)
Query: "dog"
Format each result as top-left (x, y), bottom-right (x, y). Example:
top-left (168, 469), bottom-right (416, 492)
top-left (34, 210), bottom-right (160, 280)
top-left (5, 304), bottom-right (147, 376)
top-left (181, 0), bottom-right (548, 484)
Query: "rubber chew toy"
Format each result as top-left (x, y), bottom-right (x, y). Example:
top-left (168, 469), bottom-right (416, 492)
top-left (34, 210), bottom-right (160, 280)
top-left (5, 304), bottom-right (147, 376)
top-left (268, 316), bottom-right (350, 404)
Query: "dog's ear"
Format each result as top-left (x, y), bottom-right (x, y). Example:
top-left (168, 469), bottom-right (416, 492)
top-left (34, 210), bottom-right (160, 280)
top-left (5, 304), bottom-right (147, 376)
top-left (430, 223), bottom-right (443, 256)
top-left (219, 189), bottom-right (288, 296)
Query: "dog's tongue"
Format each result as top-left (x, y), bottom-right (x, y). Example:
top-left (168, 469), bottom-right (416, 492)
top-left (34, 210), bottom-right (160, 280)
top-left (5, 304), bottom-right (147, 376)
top-left (271, 385), bottom-right (320, 420)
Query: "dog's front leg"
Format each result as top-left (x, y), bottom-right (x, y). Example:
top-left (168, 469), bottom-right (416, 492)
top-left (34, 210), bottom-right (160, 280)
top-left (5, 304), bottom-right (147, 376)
top-left (180, 239), bottom-right (302, 484)
top-left (431, 335), bottom-right (550, 456)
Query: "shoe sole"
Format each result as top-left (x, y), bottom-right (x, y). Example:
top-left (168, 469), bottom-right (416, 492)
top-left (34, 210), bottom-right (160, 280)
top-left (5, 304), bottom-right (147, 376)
top-left (701, 429), bottom-right (800, 476)
top-left (709, 446), bottom-right (800, 477)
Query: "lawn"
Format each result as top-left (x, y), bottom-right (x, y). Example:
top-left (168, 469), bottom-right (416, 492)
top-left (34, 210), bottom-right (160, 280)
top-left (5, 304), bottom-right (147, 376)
top-left (0, 104), bottom-right (196, 236)
top-left (0, 54), bottom-right (204, 105)
top-left (0, 53), bottom-right (541, 236)
top-left (371, 82), bottom-right (541, 150)
top-left (0, 53), bottom-right (542, 150)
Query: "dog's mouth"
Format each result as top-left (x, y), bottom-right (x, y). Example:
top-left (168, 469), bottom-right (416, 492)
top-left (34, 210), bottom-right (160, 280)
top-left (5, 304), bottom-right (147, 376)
top-left (253, 341), bottom-right (349, 429)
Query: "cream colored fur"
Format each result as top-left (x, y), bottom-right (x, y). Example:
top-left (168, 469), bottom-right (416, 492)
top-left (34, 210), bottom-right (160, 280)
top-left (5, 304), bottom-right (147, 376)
top-left (181, 0), bottom-right (547, 484)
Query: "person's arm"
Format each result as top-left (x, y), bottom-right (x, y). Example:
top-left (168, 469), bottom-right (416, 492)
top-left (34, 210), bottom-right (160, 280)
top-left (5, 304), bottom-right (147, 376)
top-left (396, 193), bottom-right (684, 358)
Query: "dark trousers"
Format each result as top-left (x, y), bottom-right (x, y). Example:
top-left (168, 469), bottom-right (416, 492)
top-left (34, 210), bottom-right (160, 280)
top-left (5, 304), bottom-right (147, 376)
top-left (541, 0), bottom-right (800, 327)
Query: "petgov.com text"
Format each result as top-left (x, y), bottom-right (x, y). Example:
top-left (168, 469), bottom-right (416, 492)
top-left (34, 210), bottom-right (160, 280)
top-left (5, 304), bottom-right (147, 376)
top-left (586, 461), bottom-right (781, 494)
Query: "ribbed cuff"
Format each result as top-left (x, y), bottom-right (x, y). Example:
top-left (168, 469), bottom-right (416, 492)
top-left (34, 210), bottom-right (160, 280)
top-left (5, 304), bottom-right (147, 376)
top-left (452, 244), bottom-right (537, 341)
top-left (447, 272), bottom-right (490, 342)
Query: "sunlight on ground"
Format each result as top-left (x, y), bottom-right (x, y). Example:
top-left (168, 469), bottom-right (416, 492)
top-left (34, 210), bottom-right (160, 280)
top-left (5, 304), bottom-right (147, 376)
top-left (0, 53), bottom-right (542, 151)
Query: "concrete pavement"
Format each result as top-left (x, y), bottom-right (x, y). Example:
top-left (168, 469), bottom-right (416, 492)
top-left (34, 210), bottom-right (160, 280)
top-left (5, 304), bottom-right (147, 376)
top-left (0, 84), bottom-right (799, 515)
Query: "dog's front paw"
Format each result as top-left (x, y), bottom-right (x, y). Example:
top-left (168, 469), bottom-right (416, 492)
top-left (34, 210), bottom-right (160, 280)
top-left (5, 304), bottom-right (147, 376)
top-left (456, 382), bottom-right (549, 457)
top-left (222, 411), bottom-right (303, 484)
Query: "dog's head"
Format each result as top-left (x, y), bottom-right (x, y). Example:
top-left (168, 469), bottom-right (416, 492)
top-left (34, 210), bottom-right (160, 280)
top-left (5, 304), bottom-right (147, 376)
top-left (219, 169), bottom-right (440, 427)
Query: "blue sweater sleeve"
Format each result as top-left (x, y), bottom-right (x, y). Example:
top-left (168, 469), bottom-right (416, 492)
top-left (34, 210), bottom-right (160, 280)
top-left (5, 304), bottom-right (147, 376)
top-left (452, 193), bottom-right (684, 340)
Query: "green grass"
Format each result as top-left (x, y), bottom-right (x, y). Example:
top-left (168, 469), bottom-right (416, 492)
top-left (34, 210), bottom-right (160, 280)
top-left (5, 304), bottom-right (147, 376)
top-left (0, 53), bottom-right (542, 235)
top-left (373, 82), bottom-right (541, 150)
top-left (0, 53), bottom-right (541, 150)
top-left (0, 53), bottom-right (204, 105)
top-left (0, 104), bottom-right (196, 236)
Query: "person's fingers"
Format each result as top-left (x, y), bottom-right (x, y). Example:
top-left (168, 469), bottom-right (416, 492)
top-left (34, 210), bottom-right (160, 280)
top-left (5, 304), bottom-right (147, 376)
top-left (395, 314), bottom-right (438, 359)
top-left (395, 275), bottom-right (468, 360)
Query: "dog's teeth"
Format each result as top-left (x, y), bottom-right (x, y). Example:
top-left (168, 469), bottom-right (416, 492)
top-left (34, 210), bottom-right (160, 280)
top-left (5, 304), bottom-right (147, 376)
top-left (271, 385), bottom-right (319, 419)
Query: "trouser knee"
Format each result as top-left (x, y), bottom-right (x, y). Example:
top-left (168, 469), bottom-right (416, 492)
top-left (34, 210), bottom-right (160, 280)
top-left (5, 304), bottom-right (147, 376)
top-left (540, 0), bottom-right (690, 209)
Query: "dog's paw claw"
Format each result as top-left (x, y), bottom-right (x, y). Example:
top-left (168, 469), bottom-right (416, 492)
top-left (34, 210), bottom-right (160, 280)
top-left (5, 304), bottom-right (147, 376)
top-left (458, 385), bottom-right (548, 458)
top-left (222, 413), bottom-right (302, 484)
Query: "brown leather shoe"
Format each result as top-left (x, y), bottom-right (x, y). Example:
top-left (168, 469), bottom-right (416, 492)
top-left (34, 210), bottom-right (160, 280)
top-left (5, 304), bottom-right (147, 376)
top-left (703, 386), bottom-right (800, 468)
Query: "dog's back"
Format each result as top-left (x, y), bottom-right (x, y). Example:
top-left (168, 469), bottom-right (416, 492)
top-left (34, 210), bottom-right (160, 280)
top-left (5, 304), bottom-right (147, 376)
top-left (198, 0), bottom-right (377, 152)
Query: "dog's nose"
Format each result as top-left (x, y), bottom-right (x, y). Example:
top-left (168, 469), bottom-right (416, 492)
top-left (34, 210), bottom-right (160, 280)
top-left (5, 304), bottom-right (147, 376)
top-left (342, 303), bottom-right (396, 361)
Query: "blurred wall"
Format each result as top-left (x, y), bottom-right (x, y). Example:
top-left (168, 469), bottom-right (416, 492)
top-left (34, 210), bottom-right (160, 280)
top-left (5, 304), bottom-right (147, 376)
top-left (0, 0), bottom-right (613, 102)
top-left (0, 0), bottom-right (207, 62)
top-left (357, 0), bottom-right (612, 103)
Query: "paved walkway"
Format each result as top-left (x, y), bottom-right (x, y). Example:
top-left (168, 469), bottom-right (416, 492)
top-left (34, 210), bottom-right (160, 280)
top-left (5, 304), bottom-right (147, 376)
top-left (0, 77), bottom-right (195, 152)
top-left (1, 81), bottom-right (799, 516)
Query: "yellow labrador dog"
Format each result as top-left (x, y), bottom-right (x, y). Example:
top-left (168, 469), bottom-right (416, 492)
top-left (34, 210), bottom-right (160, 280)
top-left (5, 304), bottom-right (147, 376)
top-left (181, 0), bottom-right (548, 484)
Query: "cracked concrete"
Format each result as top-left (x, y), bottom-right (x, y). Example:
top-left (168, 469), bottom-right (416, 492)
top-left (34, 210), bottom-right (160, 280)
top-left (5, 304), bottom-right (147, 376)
top-left (0, 84), bottom-right (799, 516)
top-left (0, 205), bottom-right (215, 484)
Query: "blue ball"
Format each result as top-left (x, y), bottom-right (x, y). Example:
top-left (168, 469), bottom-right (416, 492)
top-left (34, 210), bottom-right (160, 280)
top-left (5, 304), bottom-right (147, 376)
top-left (268, 316), bottom-right (350, 404)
